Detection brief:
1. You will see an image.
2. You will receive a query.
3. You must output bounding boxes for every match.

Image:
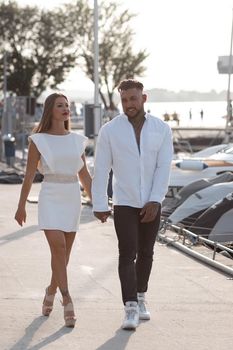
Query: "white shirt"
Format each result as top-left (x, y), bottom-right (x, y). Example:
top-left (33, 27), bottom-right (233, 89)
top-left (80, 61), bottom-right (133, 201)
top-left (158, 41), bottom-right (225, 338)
top-left (92, 113), bottom-right (173, 211)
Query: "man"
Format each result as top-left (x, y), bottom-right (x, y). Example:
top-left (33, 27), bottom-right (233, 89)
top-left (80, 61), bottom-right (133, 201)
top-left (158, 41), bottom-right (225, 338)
top-left (92, 79), bottom-right (173, 330)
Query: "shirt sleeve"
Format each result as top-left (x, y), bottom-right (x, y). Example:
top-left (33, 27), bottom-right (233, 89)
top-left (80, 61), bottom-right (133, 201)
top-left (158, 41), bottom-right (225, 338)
top-left (92, 126), bottom-right (113, 211)
top-left (149, 124), bottom-right (173, 203)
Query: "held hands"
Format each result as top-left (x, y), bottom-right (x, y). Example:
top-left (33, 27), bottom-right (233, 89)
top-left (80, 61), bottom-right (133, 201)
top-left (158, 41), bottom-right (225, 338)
top-left (94, 211), bottom-right (112, 223)
top-left (14, 206), bottom-right (26, 226)
top-left (140, 202), bottom-right (160, 223)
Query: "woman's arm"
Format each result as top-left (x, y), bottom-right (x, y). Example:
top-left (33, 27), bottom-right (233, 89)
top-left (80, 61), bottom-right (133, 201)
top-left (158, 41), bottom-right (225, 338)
top-left (14, 140), bottom-right (40, 226)
top-left (78, 154), bottom-right (92, 201)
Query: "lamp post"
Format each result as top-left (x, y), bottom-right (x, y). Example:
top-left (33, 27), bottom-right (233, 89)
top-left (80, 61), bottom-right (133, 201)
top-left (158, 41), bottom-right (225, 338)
top-left (1, 52), bottom-right (8, 161)
top-left (3, 52), bottom-right (7, 118)
top-left (93, 0), bottom-right (101, 151)
top-left (1, 52), bottom-right (15, 165)
top-left (226, 9), bottom-right (233, 137)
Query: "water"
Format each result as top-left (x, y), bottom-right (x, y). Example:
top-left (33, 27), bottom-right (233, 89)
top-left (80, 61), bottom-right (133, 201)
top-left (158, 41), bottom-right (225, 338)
top-left (143, 100), bottom-right (227, 128)
top-left (76, 100), bottom-right (228, 128)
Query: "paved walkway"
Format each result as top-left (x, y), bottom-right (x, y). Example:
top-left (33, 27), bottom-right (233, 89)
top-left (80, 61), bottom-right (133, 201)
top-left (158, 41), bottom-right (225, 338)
top-left (0, 182), bottom-right (233, 350)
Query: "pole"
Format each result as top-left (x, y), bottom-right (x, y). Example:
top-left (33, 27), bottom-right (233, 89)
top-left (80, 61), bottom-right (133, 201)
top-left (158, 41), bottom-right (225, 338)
top-left (3, 52), bottom-right (7, 117)
top-left (2, 52), bottom-right (12, 134)
top-left (226, 8), bottom-right (233, 137)
top-left (1, 52), bottom-right (8, 161)
top-left (1, 53), bottom-right (15, 166)
top-left (93, 0), bottom-right (101, 151)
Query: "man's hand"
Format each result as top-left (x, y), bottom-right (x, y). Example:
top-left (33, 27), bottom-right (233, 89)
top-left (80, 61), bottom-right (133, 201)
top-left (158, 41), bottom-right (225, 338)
top-left (94, 211), bottom-right (112, 223)
top-left (140, 202), bottom-right (160, 223)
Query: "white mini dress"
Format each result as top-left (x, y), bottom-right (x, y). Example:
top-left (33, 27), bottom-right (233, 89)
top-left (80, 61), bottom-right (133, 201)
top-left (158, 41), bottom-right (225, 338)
top-left (29, 132), bottom-right (87, 232)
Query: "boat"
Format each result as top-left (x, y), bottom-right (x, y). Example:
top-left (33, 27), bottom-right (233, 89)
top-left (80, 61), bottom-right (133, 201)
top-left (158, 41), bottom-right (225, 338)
top-left (169, 144), bottom-right (233, 196)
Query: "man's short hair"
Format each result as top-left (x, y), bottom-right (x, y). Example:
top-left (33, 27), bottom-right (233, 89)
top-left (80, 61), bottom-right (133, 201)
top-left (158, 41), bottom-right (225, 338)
top-left (117, 79), bottom-right (144, 92)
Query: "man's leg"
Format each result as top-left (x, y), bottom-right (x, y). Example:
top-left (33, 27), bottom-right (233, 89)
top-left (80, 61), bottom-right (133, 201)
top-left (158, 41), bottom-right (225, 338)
top-left (113, 205), bottom-right (139, 304)
top-left (113, 206), bottom-right (140, 329)
top-left (136, 206), bottom-right (161, 320)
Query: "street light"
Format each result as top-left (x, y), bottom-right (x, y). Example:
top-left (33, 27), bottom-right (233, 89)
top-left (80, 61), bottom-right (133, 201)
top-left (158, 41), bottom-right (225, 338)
top-left (217, 9), bottom-right (233, 142)
top-left (226, 9), bottom-right (233, 130)
top-left (93, 0), bottom-right (101, 151)
top-left (1, 52), bottom-right (8, 161)
top-left (2, 51), bottom-right (13, 135)
top-left (1, 52), bottom-right (15, 165)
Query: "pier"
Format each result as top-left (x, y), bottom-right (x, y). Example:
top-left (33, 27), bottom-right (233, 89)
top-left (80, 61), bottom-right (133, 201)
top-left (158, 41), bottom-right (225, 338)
top-left (0, 182), bottom-right (232, 350)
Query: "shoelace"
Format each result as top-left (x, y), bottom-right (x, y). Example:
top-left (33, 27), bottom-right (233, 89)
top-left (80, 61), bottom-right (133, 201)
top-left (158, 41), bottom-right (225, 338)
top-left (126, 307), bottom-right (137, 320)
top-left (138, 300), bottom-right (147, 312)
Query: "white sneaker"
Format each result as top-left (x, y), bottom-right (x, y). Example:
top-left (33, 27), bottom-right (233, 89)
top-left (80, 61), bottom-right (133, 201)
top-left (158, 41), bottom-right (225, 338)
top-left (122, 301), bottom-right (139, 330)
top-left (138, 293), bottom-right (150, 320)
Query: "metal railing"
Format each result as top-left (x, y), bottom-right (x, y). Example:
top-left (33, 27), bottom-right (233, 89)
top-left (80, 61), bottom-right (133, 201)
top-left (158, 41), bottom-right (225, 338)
top-left (158, 220), bottom-right (233, 276)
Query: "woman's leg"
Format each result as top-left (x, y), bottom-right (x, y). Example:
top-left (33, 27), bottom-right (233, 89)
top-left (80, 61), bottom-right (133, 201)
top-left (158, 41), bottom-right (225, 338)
top-left (44, 230), bottom-right (76, 305)
top-left (47, 232), bottom-right (76, 295)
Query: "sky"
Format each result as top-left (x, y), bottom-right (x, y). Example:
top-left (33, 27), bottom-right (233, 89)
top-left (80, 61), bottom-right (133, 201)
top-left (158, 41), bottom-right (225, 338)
top-left (17, 0), bottom-right (233, 93)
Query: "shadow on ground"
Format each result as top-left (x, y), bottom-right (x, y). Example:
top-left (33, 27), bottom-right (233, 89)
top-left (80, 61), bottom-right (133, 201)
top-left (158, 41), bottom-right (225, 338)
top-left (0, 225), bottom-right (39, 246)
top-left (9, 316), bottom-right (73, 350)
top-left (96, 328), bottom-right (134, 350)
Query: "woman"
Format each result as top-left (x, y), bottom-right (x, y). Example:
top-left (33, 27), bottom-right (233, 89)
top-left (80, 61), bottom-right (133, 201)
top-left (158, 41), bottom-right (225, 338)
top-left (14, 93), bottom-right (92, 328)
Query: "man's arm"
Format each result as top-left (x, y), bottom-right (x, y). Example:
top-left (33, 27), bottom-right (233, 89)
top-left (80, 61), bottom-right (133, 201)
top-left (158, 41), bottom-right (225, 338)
top-left (149, 124), bottom-right (173, 203)
top-left (140, 125), bottom-right (173, 223)
top-left (92, 126), bottom-right (113, 221)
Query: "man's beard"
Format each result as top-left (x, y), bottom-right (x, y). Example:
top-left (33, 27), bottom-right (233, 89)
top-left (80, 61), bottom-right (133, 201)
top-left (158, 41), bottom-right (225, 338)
top-left (125, 107), bottom-right (144, 119)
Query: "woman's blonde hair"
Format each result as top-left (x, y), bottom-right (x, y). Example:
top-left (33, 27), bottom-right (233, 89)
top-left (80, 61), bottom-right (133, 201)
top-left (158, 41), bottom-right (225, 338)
top-left (33, 92), bottom-right (70, 133)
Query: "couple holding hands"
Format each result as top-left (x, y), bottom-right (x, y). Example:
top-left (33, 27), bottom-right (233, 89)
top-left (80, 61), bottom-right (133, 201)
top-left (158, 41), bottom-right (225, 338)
top-left (15, 79), bottom-right (173, 330)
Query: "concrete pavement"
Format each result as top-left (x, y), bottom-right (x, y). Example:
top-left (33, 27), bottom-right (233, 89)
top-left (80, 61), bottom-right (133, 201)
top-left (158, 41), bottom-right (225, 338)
top-left (0, 182), bottom-right (233, 350)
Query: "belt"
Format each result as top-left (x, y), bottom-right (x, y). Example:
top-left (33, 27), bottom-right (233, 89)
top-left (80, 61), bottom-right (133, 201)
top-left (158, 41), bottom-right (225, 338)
top-left (43, 174), bottom-right (78, 183)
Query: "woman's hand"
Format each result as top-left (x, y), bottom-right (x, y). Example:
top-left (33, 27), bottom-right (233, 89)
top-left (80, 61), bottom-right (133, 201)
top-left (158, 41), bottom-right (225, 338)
top-left (15, 206), bottom-right (26, 226)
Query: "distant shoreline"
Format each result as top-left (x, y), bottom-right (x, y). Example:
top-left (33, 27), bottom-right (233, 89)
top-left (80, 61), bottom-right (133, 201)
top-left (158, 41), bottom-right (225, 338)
top-left (38, 88), bottom-right (231, 104)
top-left (146, 88), bottom-right (230, 103)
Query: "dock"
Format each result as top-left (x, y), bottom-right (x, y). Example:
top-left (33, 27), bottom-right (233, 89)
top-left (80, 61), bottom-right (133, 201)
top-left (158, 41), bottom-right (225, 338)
top-left (0, 182), bottom-right (233, 350)
top-left (171, 126), bottom-right (231, 153)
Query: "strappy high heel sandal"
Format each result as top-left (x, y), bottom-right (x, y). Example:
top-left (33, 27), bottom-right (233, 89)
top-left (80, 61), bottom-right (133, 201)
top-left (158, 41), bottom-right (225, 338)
top-left (42, 287), bottom-right (56, 316)
top-left (62, 302), bottom-right (76, 328)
